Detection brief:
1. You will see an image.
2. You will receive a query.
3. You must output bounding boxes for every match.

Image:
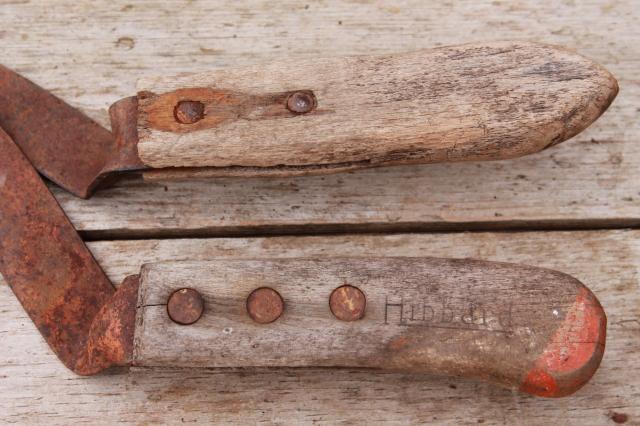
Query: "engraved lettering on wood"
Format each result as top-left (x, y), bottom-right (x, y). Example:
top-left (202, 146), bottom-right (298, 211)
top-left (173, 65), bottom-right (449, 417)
top-left (384, 294), bottom-right (513, 334)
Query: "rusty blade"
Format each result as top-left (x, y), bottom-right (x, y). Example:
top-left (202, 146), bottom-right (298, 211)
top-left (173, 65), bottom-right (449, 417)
top-left (0, 66), bottom-right (144, 198)
top-left (0, 127), bottom-right (137, 374)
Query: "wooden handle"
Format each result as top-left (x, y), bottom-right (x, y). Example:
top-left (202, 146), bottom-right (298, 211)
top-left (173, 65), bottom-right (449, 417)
top-left (133, 257), bottom-right (606, 397)
top-left (133, 41), bottom-right (617, 181)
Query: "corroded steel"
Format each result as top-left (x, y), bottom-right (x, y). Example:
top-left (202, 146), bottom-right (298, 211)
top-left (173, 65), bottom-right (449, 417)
top-left (329, 285), bottom-right (366, 321)
top-left (0, 128), bottom-right (136, 374)
top-left (167, 288), bottom-right (205, 325)
top-left (246, 287), bottom-right (284, 324)
top-left (0, 66), bottom-right (144, 198)
top-left (174, 100), bottom-right (205, 124)
top-left (285, 90), bottom-right (317, 114)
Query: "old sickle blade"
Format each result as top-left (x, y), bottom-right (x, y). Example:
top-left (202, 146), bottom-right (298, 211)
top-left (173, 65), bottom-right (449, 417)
top-left (0, 65), bottom-right (140, 198)
top-left (0, 127), bottom-right (137, 374)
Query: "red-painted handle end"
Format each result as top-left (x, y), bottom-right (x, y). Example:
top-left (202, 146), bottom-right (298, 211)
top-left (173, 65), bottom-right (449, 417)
top-left (520, 287), bottom-right (606, 397)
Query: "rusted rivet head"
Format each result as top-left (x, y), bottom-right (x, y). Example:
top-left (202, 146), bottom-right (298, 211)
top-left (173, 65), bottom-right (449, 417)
top-left (174, 100), bottom-right (205, 124)
top-left (286, 91), bottom-right (317, 114)
top-left (330, 285), bottom-right (366, 321)
top-left (246, 287), bottom-right (284, 324)
top-left (167, 288), bottom-right (204, 325)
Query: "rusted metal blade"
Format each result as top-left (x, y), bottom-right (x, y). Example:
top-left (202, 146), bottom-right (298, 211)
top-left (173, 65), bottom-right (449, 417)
top-left (0, 66), bottom-right (144, 198)
top-left (0, 127), bottom-right (137, 374)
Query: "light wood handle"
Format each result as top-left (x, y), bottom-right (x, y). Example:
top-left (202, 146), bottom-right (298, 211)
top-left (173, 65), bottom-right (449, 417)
top-left (133, 257), bottom-right (606, 397)
top-left (133, 41), bottom-right (617, 181)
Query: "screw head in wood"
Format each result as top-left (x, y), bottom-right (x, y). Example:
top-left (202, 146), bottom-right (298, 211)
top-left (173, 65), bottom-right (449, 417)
top-left (174, 100), bottom-right (205, 124)
top-left (286, 91), bottom-right (316, 114)
top-left (167, 288), bottom-right (204, 325)
top-left (246, 287), bottom-right (284, 324)
top-left (329, 285), bottom-right (366, 321)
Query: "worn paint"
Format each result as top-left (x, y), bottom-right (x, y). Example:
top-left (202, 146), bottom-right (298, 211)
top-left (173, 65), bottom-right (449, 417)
top-left (520, 287), bottom-right (606, 397)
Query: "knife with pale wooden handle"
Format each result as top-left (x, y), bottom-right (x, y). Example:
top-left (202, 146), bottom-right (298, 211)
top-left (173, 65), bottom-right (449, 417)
top-left (0, 41), bottom-right (617, 197)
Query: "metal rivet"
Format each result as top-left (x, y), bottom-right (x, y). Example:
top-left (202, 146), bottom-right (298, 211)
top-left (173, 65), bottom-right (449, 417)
top-left (167, 288), bottom-right (204, 325)
top-left (174, 100), bottom-right (205, 124)
top-left (329, 285), bottom-right (366, 321)
top-left (286, 91), bottom-right (316, 114)
top-left (246, 287), bottom-right (284, 324)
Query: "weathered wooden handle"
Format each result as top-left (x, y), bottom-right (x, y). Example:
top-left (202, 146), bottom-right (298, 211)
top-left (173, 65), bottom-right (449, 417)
top-left (133, 257), bottom-right (606, 397)
top-left (132, 41), bottom-right (617, 181)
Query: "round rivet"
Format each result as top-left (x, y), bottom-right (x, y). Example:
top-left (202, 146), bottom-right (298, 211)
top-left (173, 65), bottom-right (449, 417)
top-left (246, 287), bottom-right (284, 324)
top-left (174, 100), bottom-right (205, 124)
top-left (329, 285), bottom-right (366, 321)
top-left (167, 288), bottom-right (204, 325)
top-left (286, 91), bottom-right (316, 114)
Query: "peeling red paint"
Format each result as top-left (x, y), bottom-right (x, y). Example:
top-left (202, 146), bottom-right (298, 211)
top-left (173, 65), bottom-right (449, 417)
top-left (520, 287), bottom-right (606, 397)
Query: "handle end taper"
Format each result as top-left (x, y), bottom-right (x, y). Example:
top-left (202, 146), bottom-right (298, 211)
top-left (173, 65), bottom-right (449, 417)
top-left (519, 287), bottom-right (606, 397)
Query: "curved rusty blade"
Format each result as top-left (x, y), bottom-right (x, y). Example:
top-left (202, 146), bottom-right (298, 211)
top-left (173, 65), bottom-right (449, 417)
top-left (0, 127), bottom-right (138, 374)
top-left (0, 66), bottom-right (144, 198)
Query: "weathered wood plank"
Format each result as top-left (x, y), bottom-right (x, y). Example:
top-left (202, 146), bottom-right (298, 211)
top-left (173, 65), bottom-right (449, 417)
top-left (1, 230), bottom-right (638, 424)
top-left (0, 0), bottom-right (637, 235)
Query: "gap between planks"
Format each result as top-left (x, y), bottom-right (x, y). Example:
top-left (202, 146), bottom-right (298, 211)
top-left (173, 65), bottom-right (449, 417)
top-left (79, 218), bottom-right (640, 241)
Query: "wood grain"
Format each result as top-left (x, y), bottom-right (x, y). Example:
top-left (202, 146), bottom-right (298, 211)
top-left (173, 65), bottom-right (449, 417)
top-left (134, 257), bottom-right (604, 397)
top-left (1, 230), bottom-right (638, 424)
top-left (135, 42), bottom-right (617, 173)
top-left (0, 0), bottom-right (636, 235)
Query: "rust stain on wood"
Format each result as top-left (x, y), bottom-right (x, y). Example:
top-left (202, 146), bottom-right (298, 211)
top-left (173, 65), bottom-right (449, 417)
top-left (138, 87), bottom-right (319, 134)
